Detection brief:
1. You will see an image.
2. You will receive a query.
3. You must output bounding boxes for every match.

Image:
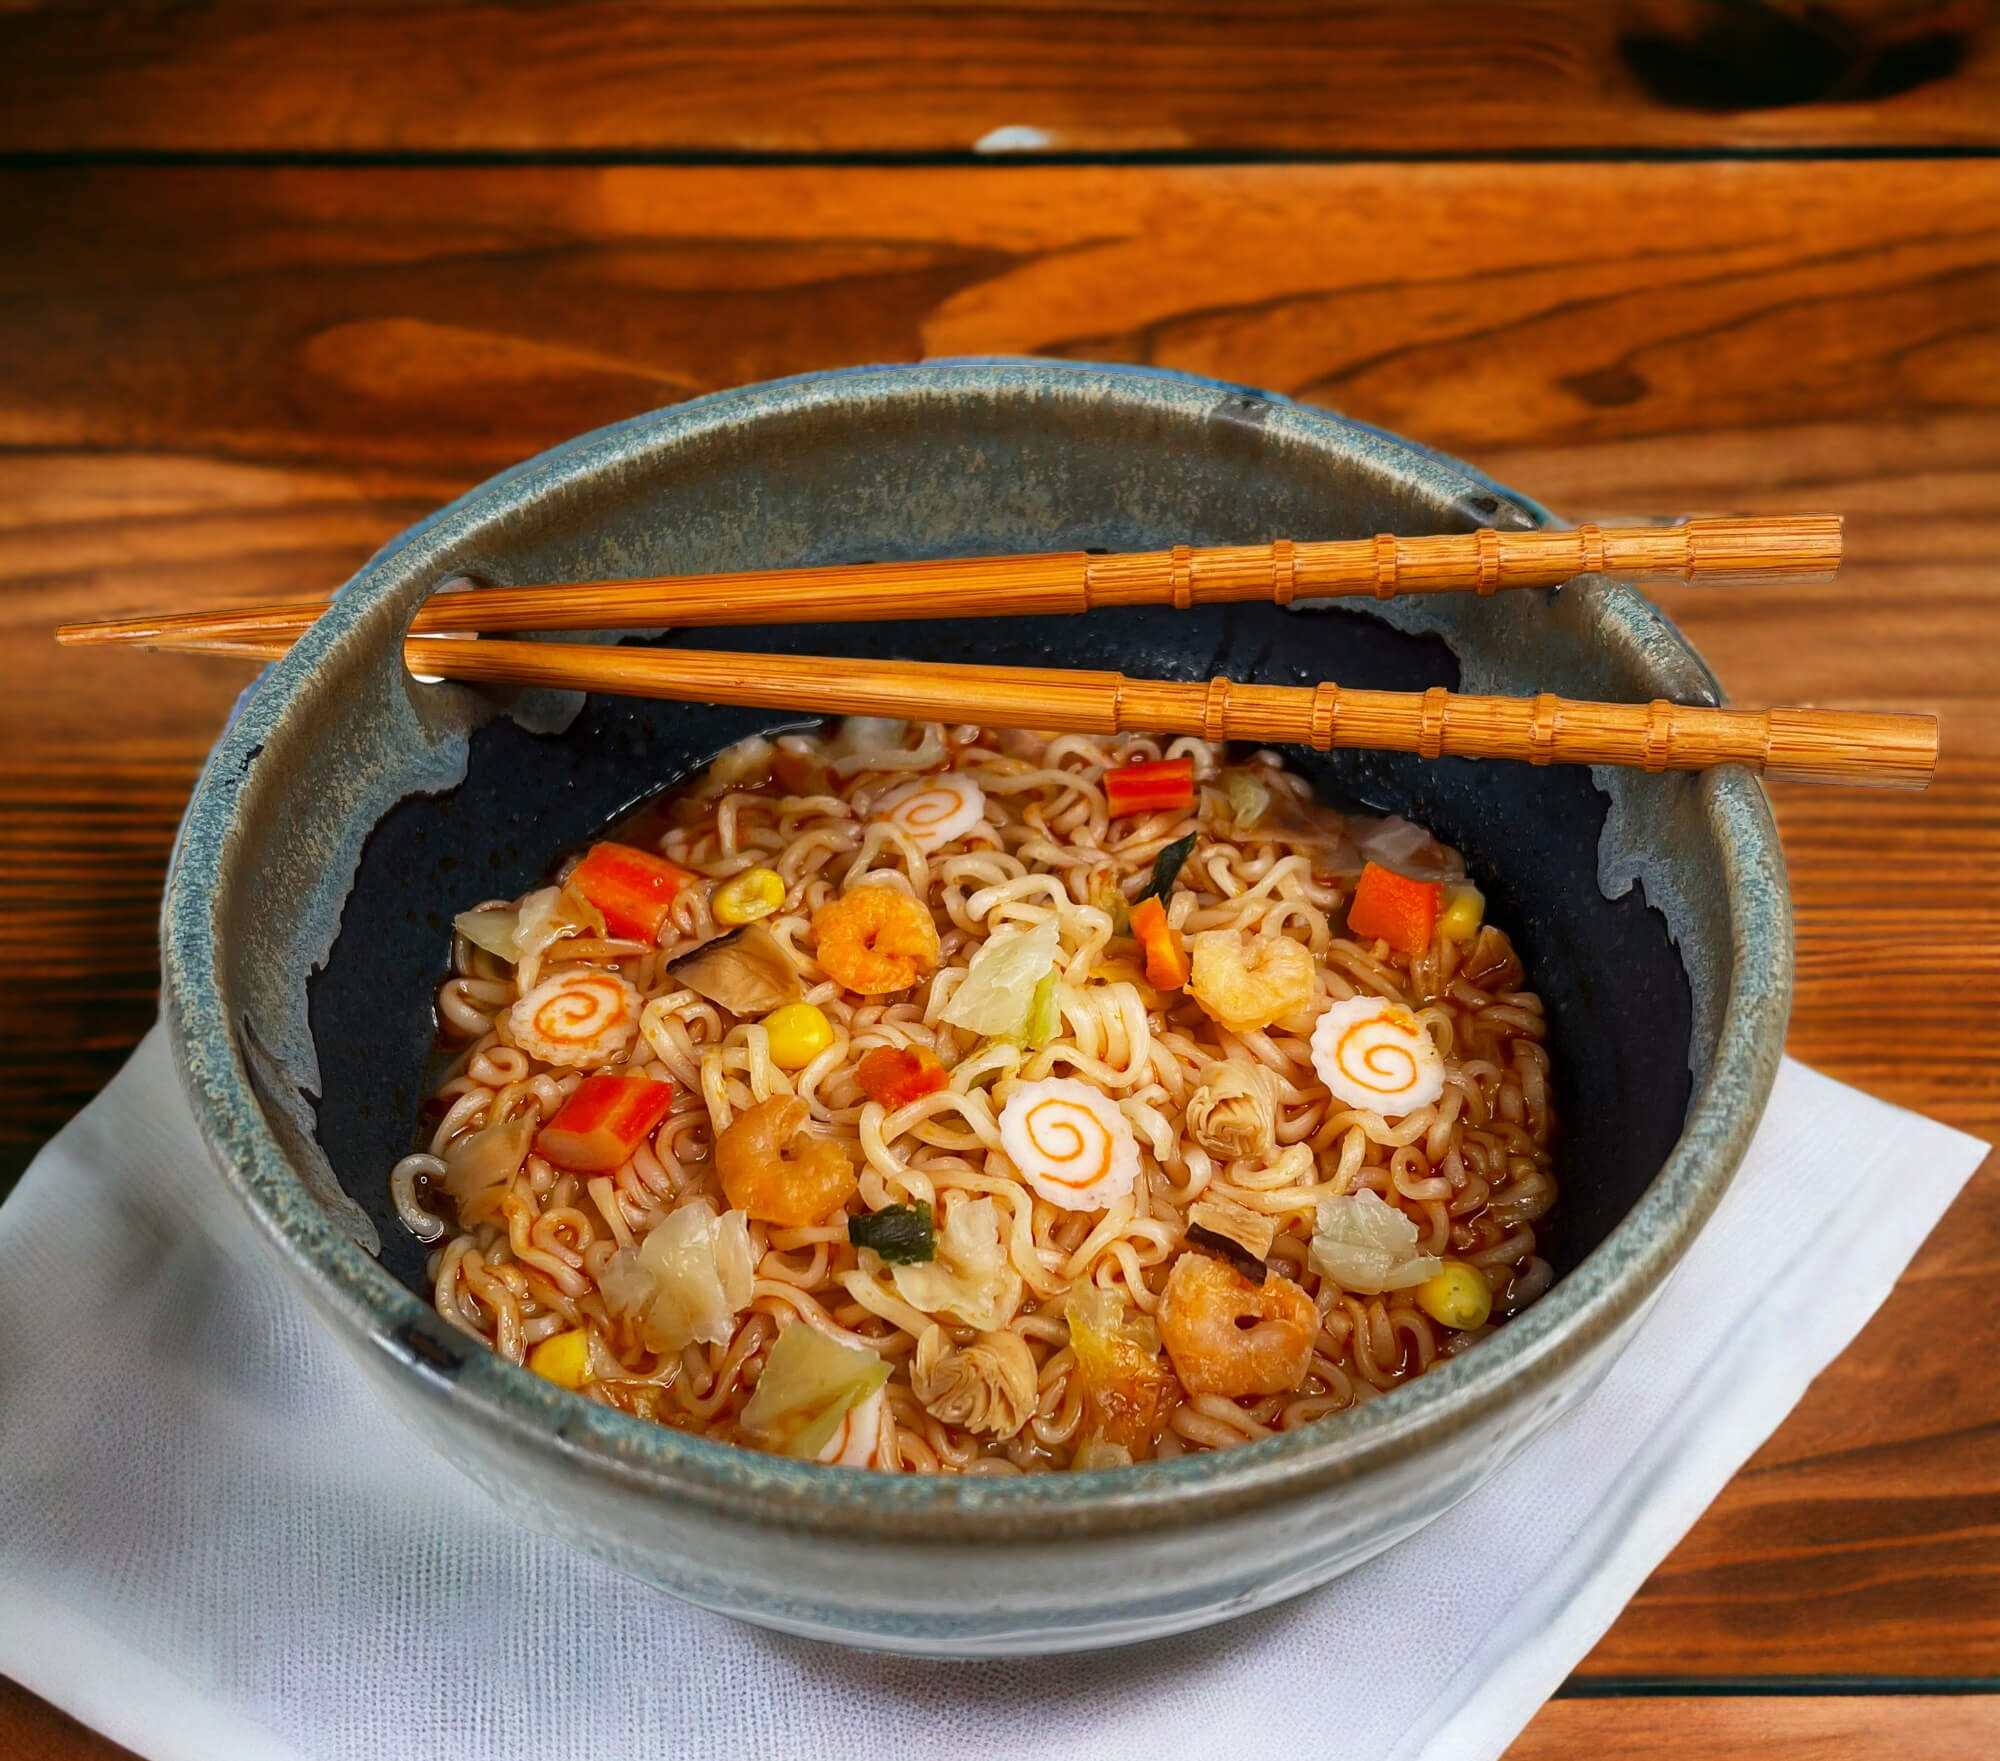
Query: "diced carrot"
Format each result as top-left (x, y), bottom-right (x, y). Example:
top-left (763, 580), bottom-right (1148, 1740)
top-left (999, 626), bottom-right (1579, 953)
top-left (566, 842), bottom-right (698, 943)
top-left (1346, 861), bottom-right (1442, 956)
top-left (855, 1045), bottom-right (949, 1109)
top-left (534, 1074), bottom-right (676, 1171)
top-left (1104, 757), bottom-right (1195, 816)
top-left (1128, 894), bottom-right (1190, 990)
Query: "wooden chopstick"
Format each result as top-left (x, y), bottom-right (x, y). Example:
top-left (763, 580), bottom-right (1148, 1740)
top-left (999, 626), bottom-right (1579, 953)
top-left (55, 515), bottom-right (1840, 649)
top-left (183, 632), bottom-right (1935, 789)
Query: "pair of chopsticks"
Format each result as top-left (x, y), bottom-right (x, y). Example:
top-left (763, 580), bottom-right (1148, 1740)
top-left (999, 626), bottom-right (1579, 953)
top-left (56, 515), bottom-right (1939, 789)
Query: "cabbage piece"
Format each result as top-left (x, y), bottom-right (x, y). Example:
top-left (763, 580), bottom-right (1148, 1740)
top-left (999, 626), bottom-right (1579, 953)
top-left (1071, 1437), bottom-right (1134, 1471)
top-left (1065, 1285), bottom-right (1172, 1458)
top-left (1222, 770), bottom-right (1272, 829)
top-left (1347, 814), bottom-right (1466, 883)
top-left (829, 716), bottom-right (909, 756)
top-left (1309, 1189), bottom-right (1443, 1294)
top-left (453, 905), bottom-right (524, 962)
top-left (941, 918), bottom-right (1061, 1040)
top-left (602, 1200), bottom-right (754, 1352)
top-left (828, 717), bottom-right (947, 776)
top-left (1066, 1283), bottom-right (1161, 1360)
top-left (441, 1113), bottom-right (535, 1207)
top-left (739, 1324), bottom-right (890, 1459)
top-left (518, 882), bottom-right (608, 948)
top-left (507, 884), bottom-right (611, 988)
top-left (706, 733), bottom-right (774, 789)
top-left (1085, 869), bottom-right (1130, 936)
top-left (892, 1195), bottom-right (1021, 1329)
top-left (1021, 970), bottom-right (1062, 1050)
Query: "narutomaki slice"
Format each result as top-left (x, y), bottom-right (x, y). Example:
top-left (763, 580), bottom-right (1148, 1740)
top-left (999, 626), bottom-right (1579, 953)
top-left (997, 1078), bottom-right (1140, 1212)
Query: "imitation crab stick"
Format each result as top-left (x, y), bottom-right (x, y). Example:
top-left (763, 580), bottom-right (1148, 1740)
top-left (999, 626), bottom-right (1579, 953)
top-left (566, 842), bottom-right (698, 943)
top-left (1103, 757), bottom-right (1195, 816)
top-left (534, 1073), bottom-right (676, 1172)
top-left (1345, 861), bottom-right (1442, 956)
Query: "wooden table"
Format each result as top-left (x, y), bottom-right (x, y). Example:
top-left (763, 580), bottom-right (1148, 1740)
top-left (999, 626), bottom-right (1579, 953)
top-left (3, 5), bottom-right (1995, 1755)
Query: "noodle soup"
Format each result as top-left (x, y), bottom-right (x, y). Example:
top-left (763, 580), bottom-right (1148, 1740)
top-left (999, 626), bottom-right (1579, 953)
top-left (395, 721), bottom-right (1556, 1474)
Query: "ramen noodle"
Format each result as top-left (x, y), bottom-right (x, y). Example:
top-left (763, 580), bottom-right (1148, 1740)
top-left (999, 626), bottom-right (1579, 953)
top-left (394, 721), bottom-right (1557, 1473)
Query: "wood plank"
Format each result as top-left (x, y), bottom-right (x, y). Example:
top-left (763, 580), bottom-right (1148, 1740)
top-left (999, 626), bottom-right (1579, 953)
top-left (2, 160), bottom-right (1995, 1688)
top-left (1578, 1149), bottom-right (2000, 1677)
top-left (0, 452), bottom-right (450, 1171)
top-left (1505, 1695), bottom-right (2000, 1760)
top-left (3, 160), bottom-right (1996, 479)
top-left (1488, 416), bottom-right (2000, 1143)
top-left (0, 1), bottom-right (1996, 155)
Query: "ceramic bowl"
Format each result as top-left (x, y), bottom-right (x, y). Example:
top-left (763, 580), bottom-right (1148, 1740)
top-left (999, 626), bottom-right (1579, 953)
top-left (162, 362), bottom-right (1790, 1655)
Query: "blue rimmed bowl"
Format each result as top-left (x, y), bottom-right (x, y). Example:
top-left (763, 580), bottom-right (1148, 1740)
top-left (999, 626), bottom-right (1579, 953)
top-left (162, 362), bottom-right (1789, 1655)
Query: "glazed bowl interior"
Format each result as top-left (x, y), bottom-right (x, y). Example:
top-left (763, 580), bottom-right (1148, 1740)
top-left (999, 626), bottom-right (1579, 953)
top-left (164, 363), bottom-right (1789, 1550)
top-left (321, 607), bottom-right (1696, 1301)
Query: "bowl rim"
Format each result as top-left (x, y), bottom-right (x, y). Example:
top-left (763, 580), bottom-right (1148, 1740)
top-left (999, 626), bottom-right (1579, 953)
top-left (162, 360), bottom-right (1791, 1538)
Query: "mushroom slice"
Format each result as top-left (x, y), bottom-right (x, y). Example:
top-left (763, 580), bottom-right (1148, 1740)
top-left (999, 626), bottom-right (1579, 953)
top-left (664, 921), bottom-right (804, 1016)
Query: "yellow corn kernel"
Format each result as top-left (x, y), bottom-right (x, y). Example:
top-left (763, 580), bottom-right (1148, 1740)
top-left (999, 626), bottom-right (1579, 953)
top-left (528, 1327), bottom-right (592, 1390)
top-left (712, 866), bottom-right (786, 926)
top-left (1415, 1260), bottom-right (1493, 1331)
top-left (762, 1001), bottom-right (835, 1071)
top-left (1438, 883), bottom-right (1485, 943)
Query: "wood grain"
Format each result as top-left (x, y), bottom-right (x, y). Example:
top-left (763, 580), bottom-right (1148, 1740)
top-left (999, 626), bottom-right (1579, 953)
top-left (1504, 1695), bottom-right (2000, 1760)
top-left (1, 156), bottom-right (1996, 1725)
top-left (0, 1679), bottom-right (136, 1761)
top-left (0, 1), bottom-right (1994, 155)
top-left (0, 452), bottom-right (451, 1165)
top-left (3, 160), bottom-right (1995, 481)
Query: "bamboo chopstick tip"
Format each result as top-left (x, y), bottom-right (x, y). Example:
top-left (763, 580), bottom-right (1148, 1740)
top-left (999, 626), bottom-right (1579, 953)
top-left (54, 621), bottom-right (118, 646)
top-left (1683, 513), bottom-right (1843, 586)
top-left (1761, 706), bottom-right (1938, 789)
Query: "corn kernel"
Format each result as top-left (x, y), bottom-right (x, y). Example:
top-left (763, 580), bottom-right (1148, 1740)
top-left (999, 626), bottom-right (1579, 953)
top-left (762, 1001), bottom-right (836, 1071)
top-left (528, 1327), bottom-right (592, 1390)
top-left (1415, 1260), bottom-right (1493, 1331)
top-left (713, 866), bottom-right (786, 926)
top-left (1438, 883), bottom-right (1485, 943)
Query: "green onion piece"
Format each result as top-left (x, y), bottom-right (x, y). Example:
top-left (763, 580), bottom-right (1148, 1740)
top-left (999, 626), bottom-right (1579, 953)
top-left (849, 1202), bottom-right (936, 1265)
top-left (1138, 832), bottom-right (1198, 904)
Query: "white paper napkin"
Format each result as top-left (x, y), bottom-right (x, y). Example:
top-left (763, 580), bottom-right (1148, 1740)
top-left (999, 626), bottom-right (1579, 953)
top-left (0, 1028), bottom-right (1986, 1761)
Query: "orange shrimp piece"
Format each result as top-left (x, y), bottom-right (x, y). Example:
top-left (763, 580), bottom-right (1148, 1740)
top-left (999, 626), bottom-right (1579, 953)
top-left (716, 1095), bottom-right (858, 1226)
top-left (1158, 1252), bottom-right (1318, 1398)
top-left (811, 887), bottom-right (941, 996)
